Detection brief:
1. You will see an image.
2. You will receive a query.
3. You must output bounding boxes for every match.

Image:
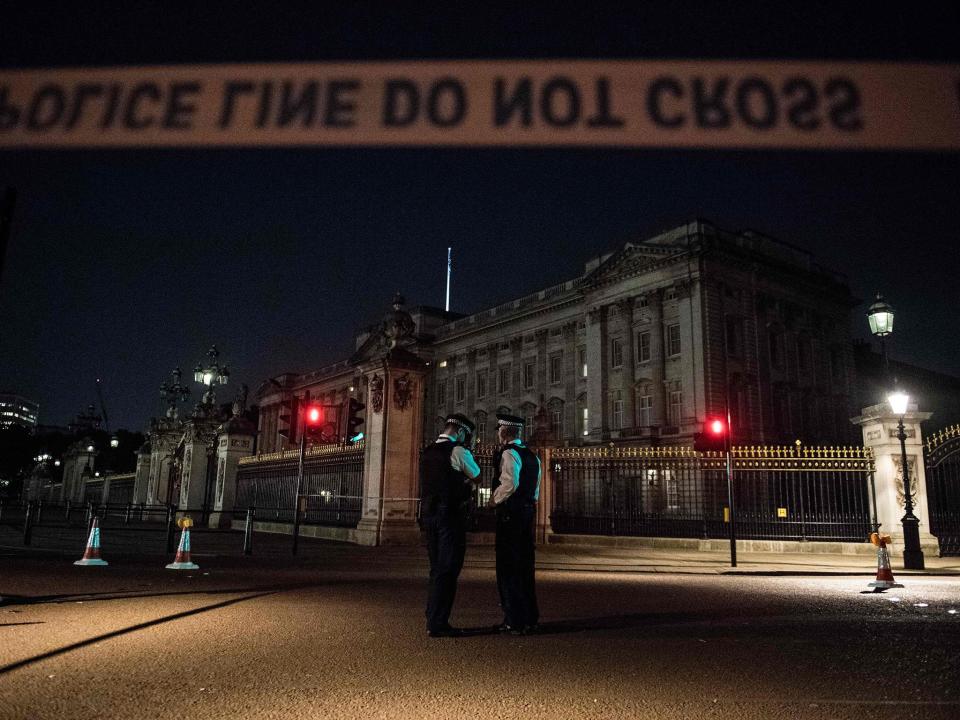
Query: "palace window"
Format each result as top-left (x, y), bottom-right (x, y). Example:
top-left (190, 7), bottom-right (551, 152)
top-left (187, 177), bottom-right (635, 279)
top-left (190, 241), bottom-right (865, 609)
top-left (498, 365), bottom-right (511, 394)
top-left (455, 375), bottom-right (466, 404)
top-left (551, 409), bottom-right (563, 439)
top-left (437, 381), bottom-right (447, 407)
top-left (612, 391), bottom-right (624, 430)
top-left (550, 353), bottom-right (563, 385)
top-left (638, 295), bottom-right (649, 309)
top-left (579, 347), bottom-right (587, 378)
top-left (637, 331), bottom-right (651, 363)
top-left (667, 324), bottom-right (682, 357)
top-left (476, 371), bottom-right (487, 399)
top-left (581, 407), bottom-right (589, 436)
top-left (638, 394), bottom-right (653, 426)
top-left (668, 390), bottom-right (682, 427)
top-left (611, 337), bottom-right (624, 368)
top-left (664, 287), bottom-right (678, 301)
top-left (523, 360), bottom-right (535, 389)
top-left (664, 470), bottom-right (679, 510)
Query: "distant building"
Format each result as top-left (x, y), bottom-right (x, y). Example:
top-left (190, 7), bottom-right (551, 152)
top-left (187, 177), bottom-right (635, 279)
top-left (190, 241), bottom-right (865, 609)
top-left (254, 220), bottom-right (862, 450)
top-left (0, 392), bottom-right (39, 430)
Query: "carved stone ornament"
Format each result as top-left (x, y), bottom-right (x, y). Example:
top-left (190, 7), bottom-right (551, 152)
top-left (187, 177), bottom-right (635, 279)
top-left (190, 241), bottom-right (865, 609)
top-left (370, 373), bottom-right (384, 414)
top-left (382, 292), bottom-right (416, 351)
top-left (394, 373), bottom-right (413, 411)
top-left (893, 455), bottom-right (918, 510)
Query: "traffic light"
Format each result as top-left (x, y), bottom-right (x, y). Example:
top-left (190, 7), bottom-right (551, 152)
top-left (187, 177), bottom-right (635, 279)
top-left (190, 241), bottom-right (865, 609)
top-left (346, 398), bottom-right (365, 442)
top-left (304, 403), bottom-right (340, 444)
top-left (693, 416), bottom-right (728, 453)
top-left (277, 396), bottom-right (300, 443)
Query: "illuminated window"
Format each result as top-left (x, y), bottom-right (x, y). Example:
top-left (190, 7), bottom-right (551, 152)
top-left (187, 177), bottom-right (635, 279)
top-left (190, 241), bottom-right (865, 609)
top-left (581, 407), bottom-right (589, 435)
top-left (668, 390), bottom-right (682, 427)
top-left (579, 347), bottom-right (587, 378)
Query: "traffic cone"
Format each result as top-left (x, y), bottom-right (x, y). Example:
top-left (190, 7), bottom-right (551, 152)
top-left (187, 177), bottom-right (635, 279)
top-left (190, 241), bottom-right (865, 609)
top-left (166, 516), bottom-right (199, 570)
top-left (74, 517), bottom-right (108, 566)
top-left (868, 532), bottom-right (903, 591)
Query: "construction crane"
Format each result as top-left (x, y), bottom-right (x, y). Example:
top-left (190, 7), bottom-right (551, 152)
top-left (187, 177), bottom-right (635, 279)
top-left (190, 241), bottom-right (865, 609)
top-left (96, 377), bottom-right (110, 433)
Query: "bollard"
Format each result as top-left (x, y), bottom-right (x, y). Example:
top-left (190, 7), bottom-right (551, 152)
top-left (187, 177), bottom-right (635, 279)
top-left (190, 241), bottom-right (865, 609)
top-left (23, 501), bottom-right (34, 546)
top-left (35, 500), bottom-right (43, 524)
top-left (124, 503), bottom-right (132, 525)
top-left (165, 505), bottom-right (176, 554)
top-left (139, 502), bottom-right (145, 522)
top-left (85, 502), bottom-right (93, 527)
top-left (65, 500), bottom-right (72, 522)
top-left (243, 507), bottom-right (254, 556)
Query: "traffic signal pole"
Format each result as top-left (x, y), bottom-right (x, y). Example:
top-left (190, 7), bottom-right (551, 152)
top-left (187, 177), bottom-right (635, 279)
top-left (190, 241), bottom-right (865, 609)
top-left (292, 408), bottom-right (306, 556)
top-left (725, 404), bottom-right (737, 568)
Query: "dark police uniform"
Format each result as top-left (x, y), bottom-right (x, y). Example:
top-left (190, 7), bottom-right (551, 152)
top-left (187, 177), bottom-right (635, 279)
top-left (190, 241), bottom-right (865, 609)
top-left (420, 414), bottom-right (479, 636)
top-left (491, 414), bottom-right (541, 632)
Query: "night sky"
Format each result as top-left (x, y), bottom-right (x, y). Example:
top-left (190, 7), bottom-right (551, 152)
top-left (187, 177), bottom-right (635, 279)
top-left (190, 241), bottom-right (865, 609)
top-left (2, 3), bottom-right (959, 431)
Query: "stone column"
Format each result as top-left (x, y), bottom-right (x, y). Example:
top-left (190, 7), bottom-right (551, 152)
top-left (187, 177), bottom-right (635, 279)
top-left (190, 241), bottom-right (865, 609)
top-left (649, 291), bottom-right (667, 427)
top-left (355, 355), bottom-right (427, 546)
top-left (208, 416), bottom-right (256, 528)
top-left (585, 306), bottom-right (607, 440)
top-left (132, 442), bottom-right (152, 505)
top-left (853, 402), bottom-right (939, 559)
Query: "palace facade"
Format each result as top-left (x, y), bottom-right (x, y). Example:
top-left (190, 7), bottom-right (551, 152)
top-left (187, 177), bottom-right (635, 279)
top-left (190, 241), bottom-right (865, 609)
top-left (255, 219), bottom-right (859, 452)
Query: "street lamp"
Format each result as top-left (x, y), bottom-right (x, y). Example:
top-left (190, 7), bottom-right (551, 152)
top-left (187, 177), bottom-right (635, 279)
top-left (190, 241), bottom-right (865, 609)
top-left (887, 390), bottom-right (925, 570)
top-left (867, 293), bottom-right (895, 379)
top-left (110, 435), bottom-right (119, 448)
top-left (193, 346), bottom-right (230, 405)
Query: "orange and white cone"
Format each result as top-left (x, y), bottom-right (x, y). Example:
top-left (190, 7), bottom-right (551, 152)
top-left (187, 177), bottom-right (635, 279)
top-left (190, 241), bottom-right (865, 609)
top-left (74, 517), bottom-right (108, 566)
top-left (868, 532), bottom-right (903, 591)
top-left (166, 517), bottom-right (200, 571)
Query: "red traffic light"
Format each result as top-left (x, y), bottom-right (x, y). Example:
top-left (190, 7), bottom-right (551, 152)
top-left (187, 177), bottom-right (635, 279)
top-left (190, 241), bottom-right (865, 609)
top-left (305, 405), bottom-right (322, 425)
top-left (709, 418), bottom-right (726, 435)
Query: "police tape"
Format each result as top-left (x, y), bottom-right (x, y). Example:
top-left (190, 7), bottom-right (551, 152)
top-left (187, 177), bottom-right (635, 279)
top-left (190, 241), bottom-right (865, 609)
top-left (1, 60), bottom-right (958, 150)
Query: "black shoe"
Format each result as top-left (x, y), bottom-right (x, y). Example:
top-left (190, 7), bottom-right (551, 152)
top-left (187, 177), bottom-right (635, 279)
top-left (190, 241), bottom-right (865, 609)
top-left (492, 622), bottom-right (513, 633)
top-left (523, 623), bottom-right (541, 635)
top-left (427, 626), bottom-right (464, 638)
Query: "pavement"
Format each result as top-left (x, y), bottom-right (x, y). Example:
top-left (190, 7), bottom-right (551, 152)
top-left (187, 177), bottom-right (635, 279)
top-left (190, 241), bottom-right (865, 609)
top-left (2, 532), bottom-right (960, 720)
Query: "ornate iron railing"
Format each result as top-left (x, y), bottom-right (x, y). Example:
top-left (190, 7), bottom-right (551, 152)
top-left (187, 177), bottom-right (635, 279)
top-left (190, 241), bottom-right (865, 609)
top-left (235, 441), bottom-right (365, 527)
top-left (549, 442), bottom-right (874, 542)
top-left (925, 424), bottom-right (960, 556)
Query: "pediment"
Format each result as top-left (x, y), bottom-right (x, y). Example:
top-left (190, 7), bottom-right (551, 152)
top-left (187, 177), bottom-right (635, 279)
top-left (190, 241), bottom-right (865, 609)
top-left (584, 242), bottom-right (681, 286)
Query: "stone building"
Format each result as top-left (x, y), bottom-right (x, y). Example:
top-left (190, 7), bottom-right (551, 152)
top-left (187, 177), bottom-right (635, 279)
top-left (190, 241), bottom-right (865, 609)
top-left (255, 220), bottom-right (858, 451)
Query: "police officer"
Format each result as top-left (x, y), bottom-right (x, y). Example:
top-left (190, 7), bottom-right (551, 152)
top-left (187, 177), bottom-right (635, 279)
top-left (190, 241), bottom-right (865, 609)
top-left (420, 413), bottom-right (481, 638)
top-left (487, 413), bottom-right (541, 634)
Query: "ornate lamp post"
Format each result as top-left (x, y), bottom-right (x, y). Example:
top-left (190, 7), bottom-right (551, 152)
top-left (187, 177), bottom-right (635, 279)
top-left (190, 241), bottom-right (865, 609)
top-left (887, 390), bottom-right (925, 570)
top-left (193, 346), bottom-right (230, 405)
top-left (867, 293), bottom-right (895, 379)
top-left (160, 367), bottom-right (191, 418)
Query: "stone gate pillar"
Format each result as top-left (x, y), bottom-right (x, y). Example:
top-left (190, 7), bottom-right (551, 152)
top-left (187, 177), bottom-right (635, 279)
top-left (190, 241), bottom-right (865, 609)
top-left (132, 441), bottom-right (152, 505)
top-left (854, 402), bottom-right (940, 559)
top-left (354, 355), bottom-right (427, 546)
top-left (208, 413), bottom-right (256, 528)
top-left (178, 416), bottom-right (219, 512)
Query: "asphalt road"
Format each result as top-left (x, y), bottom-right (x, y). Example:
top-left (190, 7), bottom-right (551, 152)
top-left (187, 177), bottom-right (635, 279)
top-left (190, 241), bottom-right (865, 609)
top-left (2, 541), bottom-right (959, 720)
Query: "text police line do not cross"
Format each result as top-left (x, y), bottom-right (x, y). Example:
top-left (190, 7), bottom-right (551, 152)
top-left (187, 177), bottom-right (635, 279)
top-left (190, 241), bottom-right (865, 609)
top-left (0, 60), bottom-right (958, 150)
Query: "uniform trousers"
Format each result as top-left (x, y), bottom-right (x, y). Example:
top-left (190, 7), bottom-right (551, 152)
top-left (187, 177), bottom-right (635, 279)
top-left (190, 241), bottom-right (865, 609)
top-left (495, 503), bottom-right (539, 628)
top-left (424, 507), bottom-right (467, 632)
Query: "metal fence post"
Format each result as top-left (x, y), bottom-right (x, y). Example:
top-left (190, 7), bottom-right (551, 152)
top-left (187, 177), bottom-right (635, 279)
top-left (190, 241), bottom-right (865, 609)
top-left (34, 499), bottom-right (43, 524)
top-left (124, 503), bottom-right (132, 525)
top-left (165, 504), bottom-right (176, 553)
top-left (243, 507), bottom-right (254, 555)
top-left (65, 500), bottom-right (72, 523)
top-left (23, 501), bottom-right (33, 546)
top-left (85, 501), bottom-right (93, 527)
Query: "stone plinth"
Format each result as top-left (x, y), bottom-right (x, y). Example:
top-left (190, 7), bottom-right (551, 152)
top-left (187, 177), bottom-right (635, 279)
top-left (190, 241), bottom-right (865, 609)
top-left (853, 402), bottom-right (940, 560)
top-left (208, 415), bottom-right (256, 528)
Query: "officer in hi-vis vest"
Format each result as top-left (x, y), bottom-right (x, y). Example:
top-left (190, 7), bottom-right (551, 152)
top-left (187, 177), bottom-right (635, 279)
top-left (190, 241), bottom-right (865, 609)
top-left (420, 413), bottom-right (481, 637)
top-left (487, 413), bottom-right (541, 634)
